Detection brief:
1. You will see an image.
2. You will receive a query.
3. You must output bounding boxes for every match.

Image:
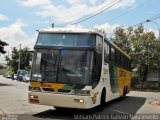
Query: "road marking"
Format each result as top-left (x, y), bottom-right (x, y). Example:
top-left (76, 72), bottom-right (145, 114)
top-left (111, 109), bottom-right (130, 115)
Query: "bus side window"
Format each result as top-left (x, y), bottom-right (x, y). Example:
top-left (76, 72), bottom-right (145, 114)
top-left (124, 56), bottom-right (127, 69)
top-left (104, 44), bottom-right (107, 63)
top-left (104, 43), bottom-right (109, 63)
top-left (122, 55), bottom-right (125, 68)
top-left (96, 35), bottom-right (103, 52)
top-left (126, 58), bottom-right (129, 70)
top-left (111, 47), bottom-right (115, 63)
top-left (109, 45), bottom-right (111, 61)
top-left (92, 52), bottom-right (102, 88)
top-left (115, 50), bottom-right (118, 65)
top-left (123, 56), bottom-right (126, 68)
top-left (119, 53), bottom-right (121, 66)
top-left (125, 57), bottom-right (127, 69)
top-left (129, 59), bottom-right (131, 70)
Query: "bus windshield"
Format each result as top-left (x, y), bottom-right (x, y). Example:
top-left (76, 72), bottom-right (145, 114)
top-left (31, 49), bottom-right (92, 85)
top-left (36, 33), bottom-right (95, 47)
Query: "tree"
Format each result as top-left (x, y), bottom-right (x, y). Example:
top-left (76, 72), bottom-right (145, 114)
top-left (5, 47), bottom-right (32, 73)
top-left (112, 26), bottom-right (160, 81)
top-left (0, 39), bottom-right (8, 54)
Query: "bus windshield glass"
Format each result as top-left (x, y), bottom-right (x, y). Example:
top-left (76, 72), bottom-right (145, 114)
top-left (36, 33), bottom-right (95, 47)
top-left (31, 49), bottom-right (92, 85)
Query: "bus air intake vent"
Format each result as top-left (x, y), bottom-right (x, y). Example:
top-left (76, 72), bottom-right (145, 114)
top-left (42, 88), bottom-right (54, 92)
top-left (58, 89), bottom-right (71, 93)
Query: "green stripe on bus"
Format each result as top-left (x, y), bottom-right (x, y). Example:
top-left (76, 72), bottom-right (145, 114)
top-left (63, 84), bottom-right (75, 90)
top-left (109, 64), bottom-right (119, 93)
top-left (73, 85), bottom-right (86, 90)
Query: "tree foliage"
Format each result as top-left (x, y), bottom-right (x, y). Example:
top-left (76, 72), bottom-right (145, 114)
top-left (112, 26), bottom-right (160, 81)
top-left (0, 39), bottom-right (8, 54)
top-left (5, 47), bottom-right (32, 73)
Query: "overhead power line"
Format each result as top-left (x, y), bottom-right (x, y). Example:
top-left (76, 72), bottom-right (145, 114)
top-left (134, 12), bottom-right (160, 27)
top-left (107, 0), bottom-right (151, 23)
top-left (149, 13), bottom-right (160, 21)
top-left (56, 0), bottom-right (122, 27)
top-left (57, 0), bottom-right (118, 25)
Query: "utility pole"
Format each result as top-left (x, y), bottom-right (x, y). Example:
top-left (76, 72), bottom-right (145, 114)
top-left (52, 23), bottom-right (54, 28)
top-left (146, 20), bottom-right (160, 87)
top-left (18, 44), bottom-right (21, 71)
top-left (146, 20), bottom-right (160, 40)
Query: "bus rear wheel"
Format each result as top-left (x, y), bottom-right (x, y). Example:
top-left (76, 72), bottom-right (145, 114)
top-left (121, 87), bottom-right (126, 100)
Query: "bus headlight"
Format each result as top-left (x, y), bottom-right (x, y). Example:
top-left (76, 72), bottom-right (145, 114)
top-left (29, 86), bottom-right (41, 92)
top-left (30, 95), bottom-right (38, 99)
top-left (73, 90), bottom-right (90, 96)
top-left (74, 99), bottom-right (84, 103)
top-left (29, 95), bottom-right (39, 103)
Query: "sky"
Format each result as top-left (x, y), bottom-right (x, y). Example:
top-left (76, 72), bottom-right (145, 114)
top-left (0, 0), bottom-right (160, 63)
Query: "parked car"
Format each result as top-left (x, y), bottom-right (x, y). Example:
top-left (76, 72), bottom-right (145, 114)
top-left (14, 74), bottom-right (17, 80)
top-left (17, 70), bottom-right (29, 81)
top-left (7, 73), bottom-right (13, 78)
top-left (23, 74), bottom-right (30, 82)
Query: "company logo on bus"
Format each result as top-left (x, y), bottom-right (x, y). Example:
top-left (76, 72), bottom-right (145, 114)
top-left (41, 83), bottom-right (52, 88)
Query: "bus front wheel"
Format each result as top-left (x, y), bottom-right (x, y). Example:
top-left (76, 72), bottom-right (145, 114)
top-left (96, 89), bottom-right (106, 111)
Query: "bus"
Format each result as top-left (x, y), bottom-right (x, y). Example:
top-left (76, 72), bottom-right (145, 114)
top-left (28, 28), bottom-right (131, 110)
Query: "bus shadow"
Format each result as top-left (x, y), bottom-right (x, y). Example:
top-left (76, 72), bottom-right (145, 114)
top-left (0, 83), bottom-right (12, 86)
top-left (32, 96), bottom-right (146, 119)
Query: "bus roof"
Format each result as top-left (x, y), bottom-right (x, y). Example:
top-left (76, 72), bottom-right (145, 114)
top-left (38, 28), bottom-right (131, 59)
top-left (38, 28), bottom-right (104, 35)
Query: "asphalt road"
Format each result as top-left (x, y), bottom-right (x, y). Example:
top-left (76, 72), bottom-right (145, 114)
top-left (0, 75), bottom-right (160, 120)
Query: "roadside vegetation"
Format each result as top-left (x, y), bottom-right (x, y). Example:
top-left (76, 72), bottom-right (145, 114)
top-left (3, 68), bottom-right (13, 77)
top-left (5, 47), bottom-right (32, 73)
top-left (112, 26), bottom-right (160, 90)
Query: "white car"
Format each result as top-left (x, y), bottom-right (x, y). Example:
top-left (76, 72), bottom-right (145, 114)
top-left (7, 73), bottom-right (13, 78)
top-left (14, 74), bottom-right (17, 79)
top-left (23, 74), bottom-right (30, 82)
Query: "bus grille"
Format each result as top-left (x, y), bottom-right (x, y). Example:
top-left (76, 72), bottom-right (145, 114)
top-left (42, 88), bottom-right (54, 92)
top-left (58, 89), bottom-right (71, 93)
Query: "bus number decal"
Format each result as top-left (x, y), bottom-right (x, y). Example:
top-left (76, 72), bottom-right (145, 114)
top-left (41, 83), bottom-right (52, 88)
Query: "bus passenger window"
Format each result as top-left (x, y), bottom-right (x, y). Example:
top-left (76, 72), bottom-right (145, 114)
top-left (96, 35), bottom-right (103, 52)
top-left (120, 54), bottom-right (123, 67)
top-left (126, 58), bottom-right (129, 69)
top-left (104, 43), bottom-right (109, 63)
top-left (92, 52), bottom-right (102, 88)
top-left (129, 60), bottom-right (131, 70)
top-left (115, 50), bottom-right (118, 65)
top-left (123, 57), bottom-right (126, 68)
top-left (118, 53), bottom-right (121, 66)
top-left (111, 47), bottom-right (115, 62)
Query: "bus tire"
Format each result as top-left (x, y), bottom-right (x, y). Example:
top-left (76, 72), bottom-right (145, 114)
top-left (126, 87), bottom-right (128, 94)
top-left (121, 87), bottom-right (126, 100)
top-left (96, 88), bottom-right (106, 111)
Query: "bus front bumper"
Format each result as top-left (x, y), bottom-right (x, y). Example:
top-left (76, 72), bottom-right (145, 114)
top-left (28, 92), bottom-right (94, 109)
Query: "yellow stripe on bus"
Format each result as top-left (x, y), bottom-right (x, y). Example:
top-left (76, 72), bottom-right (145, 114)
top-left (30, 82), bottom-right (65, 90)
top-left (117, 67), bottom-right (131, 96)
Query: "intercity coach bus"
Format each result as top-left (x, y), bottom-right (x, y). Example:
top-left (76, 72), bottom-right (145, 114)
top-left (29, 28), bottom-right (131, 110)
